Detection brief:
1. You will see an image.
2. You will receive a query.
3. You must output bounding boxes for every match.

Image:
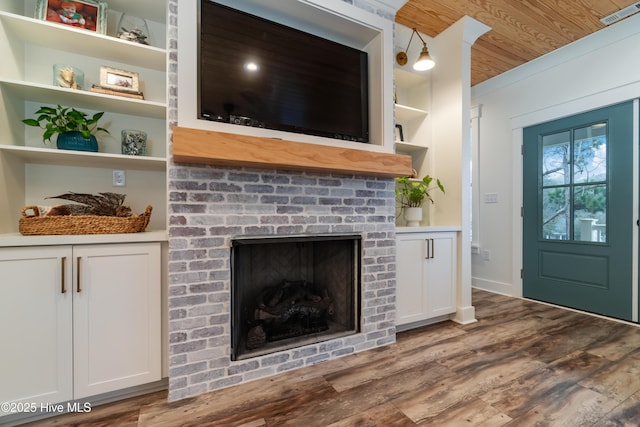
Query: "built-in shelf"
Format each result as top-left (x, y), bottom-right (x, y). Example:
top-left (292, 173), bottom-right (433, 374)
top-left (0, 5), bottom-right (168, 236)
top-left (173, 126), bottom-right (413, 178)
top-left (0, 11), bottom-right (166, 71)
top-left (396, 141), bottom-right (428, 153)
top-left (395, 104), bottom-right (429, 122)
top-left (0, 145), bottom-right (166, 172)
top-left (1, 79), bottom-right (166, 119)
top-left (394, 65), bottom-right (430, 186)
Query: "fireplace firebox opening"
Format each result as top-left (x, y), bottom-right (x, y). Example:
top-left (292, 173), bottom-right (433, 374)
top-left (231, 234), bottom-right (361, 360)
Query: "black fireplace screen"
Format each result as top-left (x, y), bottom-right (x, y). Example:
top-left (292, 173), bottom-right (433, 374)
top-left (231, 234), bottom-right (361, 360)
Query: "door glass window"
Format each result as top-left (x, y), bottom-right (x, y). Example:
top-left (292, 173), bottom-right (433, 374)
top-left (541, 124), bottom-right (607, 242)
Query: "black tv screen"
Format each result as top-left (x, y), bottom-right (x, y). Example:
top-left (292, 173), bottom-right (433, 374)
top-left (199, 1), bottom-right (369, 143)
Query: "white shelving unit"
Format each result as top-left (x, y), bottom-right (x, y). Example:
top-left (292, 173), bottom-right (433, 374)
top-left (0, 0), bottom-right (168, 237)
top-left (394, 65), bottom-right (432, 228)
top-left (394, 67), bottom-right (430, 179)
top-left (0, 145), bottom-right (166, 172)
top-left (0, 12), bottom-right (166, 70)
top-left (394, 68), bottom-right (430, 159)
top-left (0, 3), bottom-right (168, 421)
top-left (396, 103), bottom-right (429, 122)
top-left (0, 78), bottom-right (166, 118)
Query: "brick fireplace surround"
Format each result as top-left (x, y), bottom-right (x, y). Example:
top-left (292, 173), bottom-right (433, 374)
top-left (166, 0), bottom-right (400, 401)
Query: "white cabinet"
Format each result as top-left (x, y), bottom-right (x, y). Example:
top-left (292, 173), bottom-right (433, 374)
top-left (0, 0), bottom-right (167, 235)
top-left (0, 246), bottom-right (73, 407)
top-left (0, 242), bottom-right (161, 411)
top-left (73, 243), bottom-right (162, 397)
top-left (396, 231), bottom-right (457, 328)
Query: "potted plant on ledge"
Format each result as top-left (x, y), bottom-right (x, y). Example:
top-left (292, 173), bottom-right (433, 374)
top-left (22, 105), bottom-right (110, 152)
top-left (395, 174), bottom-right (445, 226)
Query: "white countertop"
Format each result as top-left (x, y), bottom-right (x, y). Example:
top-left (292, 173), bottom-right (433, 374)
top-left (395, 225), bottom-right (462, 234)
top-left (0, 229), bottom-right (168, 247)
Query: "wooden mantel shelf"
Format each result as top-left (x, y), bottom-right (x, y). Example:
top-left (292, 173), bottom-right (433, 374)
top-left (172, 126), bottom-right (413, 178)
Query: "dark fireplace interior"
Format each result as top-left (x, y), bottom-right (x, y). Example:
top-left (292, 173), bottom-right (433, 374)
top-left (231, 234), bottom-right (361, 360)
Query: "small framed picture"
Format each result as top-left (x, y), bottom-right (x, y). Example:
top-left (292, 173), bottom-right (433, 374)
top-left (99, 66), bottom-right (140, 93)
top-left (395, 124), bottom-right (404, 142)
top-left (35, 0), bottom-right (107, 34)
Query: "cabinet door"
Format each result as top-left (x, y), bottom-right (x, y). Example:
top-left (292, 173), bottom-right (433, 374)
top-left (396, 235), bottom-right (428, 325)
top-left (425, 233), bottom-right (457, 317)
top-left (72, 243), bottom-right (161, 398)
top-left (0, 246), bottom-right (73, 407)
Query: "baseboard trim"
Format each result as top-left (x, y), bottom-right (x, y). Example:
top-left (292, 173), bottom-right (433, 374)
top-left (0, 379), bottom-right (168, 427)
top-left (395, 314), bottom-right (454, 332)
top-left (472, 277), bottom-right (514, 296)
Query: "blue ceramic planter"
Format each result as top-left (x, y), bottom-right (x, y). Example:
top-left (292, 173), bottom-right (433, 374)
top-left (56, 131), bottom-right (98, 152)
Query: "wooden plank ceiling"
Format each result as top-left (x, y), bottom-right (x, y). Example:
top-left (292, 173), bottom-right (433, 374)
top-left (396, 0), bottom-right (634, 86)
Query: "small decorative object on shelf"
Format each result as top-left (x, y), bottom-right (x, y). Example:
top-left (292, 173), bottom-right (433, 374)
top-left (116, 13), bottom-right (150, 45)
top-left (90, 66), bottom-right (144, 99)
top-left (121, 130), bottom-right (147, 156)
top-left (22, 105), bottom-right (110, 151)
top-left (35, 0), bottom-right (108, 34)
top-left (395, 124), bottom-right (404, 142)
top-left (396, 173), bottom-right (445, 226)
top-left (57, 131), bottom-right (99, 152)
top-left (45, 191), bottom-right (132, 216)
top-left (19, 192), bottom-right (153, 235)
top-left (90, 85), bottom-right (144, 99)
top-left (53, 64), bottom-right (84, 90)
top-left (99, 66), bottom-right (139, 92)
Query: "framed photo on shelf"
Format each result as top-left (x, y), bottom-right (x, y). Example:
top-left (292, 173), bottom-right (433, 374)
top-left (35, 0), bottom-right (107, 34)
top-left (99, 66), bottom-right (140, 93)
top-left (395, 124), bottom-right (404, 142)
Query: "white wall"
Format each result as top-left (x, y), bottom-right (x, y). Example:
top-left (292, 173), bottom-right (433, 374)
top-left (470, 13), bottom-right (640, 297)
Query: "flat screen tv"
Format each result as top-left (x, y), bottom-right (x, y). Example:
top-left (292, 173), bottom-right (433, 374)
top-left (199, 1), bottom-right (369, 143)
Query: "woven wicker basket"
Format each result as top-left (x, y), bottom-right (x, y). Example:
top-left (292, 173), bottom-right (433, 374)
top-left (19, 205), bottom-right (152, 235)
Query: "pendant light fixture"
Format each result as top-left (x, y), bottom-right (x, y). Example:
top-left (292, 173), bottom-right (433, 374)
top-left (396, 27), bottom-right (435, 71)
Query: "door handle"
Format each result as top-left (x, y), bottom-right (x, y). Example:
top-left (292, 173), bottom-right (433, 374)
top-left (76, 256), bottom-right (82, 292)
top-left (430, 238), bottom-right (435, 259)
top-left (61, 257), bottom-right (67, 294)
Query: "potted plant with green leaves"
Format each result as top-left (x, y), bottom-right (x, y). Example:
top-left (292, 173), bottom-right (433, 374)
top-left (22, 105), bottom-right (110, 152)
top-left (395, 174), bottom-right (445, 226)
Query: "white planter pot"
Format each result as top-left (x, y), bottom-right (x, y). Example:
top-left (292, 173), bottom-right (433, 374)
top-left (403, 207), bottom-right (423, 227)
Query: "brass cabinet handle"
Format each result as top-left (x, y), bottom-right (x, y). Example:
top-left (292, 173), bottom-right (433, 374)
top-left (61, 257), bottom-right (67, 294)
top-left (76, 256), bottom-right (82, 292)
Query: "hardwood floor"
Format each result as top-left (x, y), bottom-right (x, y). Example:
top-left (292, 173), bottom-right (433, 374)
top-left (23, 289), bottom-right (640, 426)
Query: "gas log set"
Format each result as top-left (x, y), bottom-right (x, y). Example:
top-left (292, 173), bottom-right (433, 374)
top-left (246, 280), bottom-right (334, 350)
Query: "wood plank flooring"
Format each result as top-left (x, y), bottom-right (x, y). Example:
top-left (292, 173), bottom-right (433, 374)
top-left (23, 289), bottom-right (640, 426)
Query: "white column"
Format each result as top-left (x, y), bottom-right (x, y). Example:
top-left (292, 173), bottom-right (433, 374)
top-left (430, 16), bottom-right (490, 324)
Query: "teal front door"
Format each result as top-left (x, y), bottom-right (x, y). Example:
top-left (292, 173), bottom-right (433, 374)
top-left (523, 101), bottom-right (634, 321)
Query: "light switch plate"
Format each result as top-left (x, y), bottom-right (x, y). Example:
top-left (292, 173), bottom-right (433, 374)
top-left (483, 192), bottom-right (498, 203)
